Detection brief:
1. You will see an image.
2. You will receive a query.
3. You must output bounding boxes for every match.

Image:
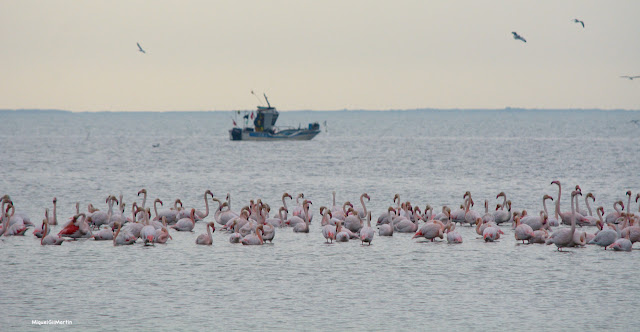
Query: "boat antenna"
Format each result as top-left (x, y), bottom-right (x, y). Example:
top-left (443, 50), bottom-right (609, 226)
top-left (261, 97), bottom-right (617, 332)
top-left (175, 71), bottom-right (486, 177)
top-left (251, 90), bottom-right (264, 106)
top-left (263, 93), bottom-right (271, 108)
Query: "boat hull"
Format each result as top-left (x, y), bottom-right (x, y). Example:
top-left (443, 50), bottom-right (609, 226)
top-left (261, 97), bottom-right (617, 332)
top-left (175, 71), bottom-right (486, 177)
top-left (229, 128), bottom-right (320, 141)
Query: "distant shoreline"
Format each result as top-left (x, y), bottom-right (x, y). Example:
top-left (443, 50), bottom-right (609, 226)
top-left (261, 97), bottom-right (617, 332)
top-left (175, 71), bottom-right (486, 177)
top-left (1, 108), bottom-right (639, 114)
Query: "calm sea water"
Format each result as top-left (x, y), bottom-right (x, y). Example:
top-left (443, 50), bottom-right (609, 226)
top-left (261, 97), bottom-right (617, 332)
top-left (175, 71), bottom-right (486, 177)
top-left (1, 109), bottom-right (640, 331)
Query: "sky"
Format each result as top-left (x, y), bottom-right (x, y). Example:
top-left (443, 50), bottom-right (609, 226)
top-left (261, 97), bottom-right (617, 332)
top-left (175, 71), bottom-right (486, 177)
top-left (1, 0), bottom-right (639, 111)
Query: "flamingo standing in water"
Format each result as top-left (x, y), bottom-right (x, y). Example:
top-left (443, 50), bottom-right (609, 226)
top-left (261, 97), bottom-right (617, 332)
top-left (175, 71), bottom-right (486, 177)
top-left (546, 190), bottom-right (581, 251)
top-left (413, 217), bottom-right (445, 242)
top-left (155, 218), bottom-right (172, 244)
top-left (354, 193), bottom-right (370, 219)
top-left (607, 237), bottom-right (632, 251)
top-left (33, 209), bottom-right (52, 238)
top-left (113, 222), bottom-right (136, 246)
top-left (265, 207), bottom-right (287, 228)
top-left (136, 189), bottom-right (148, 220)
top-left (493, 192), bottom-right (511, 224)
top-left (551, 181), bottom-right (588, 226)
top-left (153, 199), bottom-right (182, 224)
top-left (172, 209), bottom-right (196, 232)
top-left (196, 222), bottom-right (215, 245)
top-left (46, 197), bottom-right (58, 225)
top-left (359, 212), bottom-right (374, 245)
top-left (293, 200), bottom-right (312, 233)
top-left (335, 221), bottom-right (350, 242)
top-left (378, 207), bottom-right (395, 236)
top-left (514, 215), bottom-right (535, 244)
top-left (40, 219), bottom-right (63, 245)
top-left (140, 208), bottom-right (157, 245)
top-left (241, 225), bottom-right (264, 245)
top-left (321, 210), bottom-right (336, 243)
top-left (605, 201), bottom-right (624, 224)
top-left (58, 213), bottom-right (92, 239)
top-left (542, 195), bottom-right (559, 227)
top-left (446, 223), bottom-right (463, 244)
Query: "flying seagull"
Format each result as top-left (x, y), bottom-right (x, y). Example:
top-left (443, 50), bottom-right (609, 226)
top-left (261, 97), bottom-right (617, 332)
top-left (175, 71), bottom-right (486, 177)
top-left (573, 19), bottom-right (585, 28)
top-left (137, 42), bottom-right (146, 54)
top-left (620, 75), bottom-right (640, 80)
top-left (512, 32), bottom-right (526, 43)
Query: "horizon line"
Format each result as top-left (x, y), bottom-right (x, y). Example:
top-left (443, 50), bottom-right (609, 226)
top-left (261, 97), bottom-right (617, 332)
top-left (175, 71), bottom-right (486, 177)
top-left (1, 107), bottom-right (640, 113)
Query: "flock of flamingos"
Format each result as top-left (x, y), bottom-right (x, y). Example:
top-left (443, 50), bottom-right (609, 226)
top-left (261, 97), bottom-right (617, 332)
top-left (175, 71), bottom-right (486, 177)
top-left (1, 180), bottom-right (639, 251)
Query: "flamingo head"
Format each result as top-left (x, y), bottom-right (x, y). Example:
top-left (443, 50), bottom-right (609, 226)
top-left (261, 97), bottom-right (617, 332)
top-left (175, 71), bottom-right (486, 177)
top-left (627, 190), bottom-right (632, 197)
top-left (364, 193), bottom-right (370, 201)
top-left (551, 180), bottom-right (560, 186)
top-left (53, 197), bottom-right (57, 203)
top-left (496, 191), bottom-right (506, 199)
top-left (137, 189), bottom-right (147, 196)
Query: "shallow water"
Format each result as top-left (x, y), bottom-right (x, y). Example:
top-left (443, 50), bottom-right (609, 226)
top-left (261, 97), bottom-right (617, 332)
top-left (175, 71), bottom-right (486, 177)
top-left (1, 109), bottom-right (640, 331)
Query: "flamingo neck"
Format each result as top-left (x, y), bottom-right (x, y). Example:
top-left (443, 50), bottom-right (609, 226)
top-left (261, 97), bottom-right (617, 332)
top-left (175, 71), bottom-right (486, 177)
top-left (202, 192), bottom-right (210, 218)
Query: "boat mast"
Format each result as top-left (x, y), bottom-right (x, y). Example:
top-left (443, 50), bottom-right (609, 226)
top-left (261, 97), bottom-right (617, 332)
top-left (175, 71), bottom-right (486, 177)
top-left (263, 93), bottom-right (271, 109)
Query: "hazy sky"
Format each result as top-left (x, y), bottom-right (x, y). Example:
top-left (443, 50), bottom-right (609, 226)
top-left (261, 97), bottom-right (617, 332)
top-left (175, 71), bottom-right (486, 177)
top-left (1, 1), bottom-right (639, 111)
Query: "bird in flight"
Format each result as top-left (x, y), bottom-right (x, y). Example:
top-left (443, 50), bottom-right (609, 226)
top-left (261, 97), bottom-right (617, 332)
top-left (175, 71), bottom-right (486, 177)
top-left (620, 75), bottom-right (640, 80)
top-left (137, 42), bottom-right (146, 54)
top-left (573, 19), bottom-right (585, 28)
top-left (512, 32), bottom-right (526, 43)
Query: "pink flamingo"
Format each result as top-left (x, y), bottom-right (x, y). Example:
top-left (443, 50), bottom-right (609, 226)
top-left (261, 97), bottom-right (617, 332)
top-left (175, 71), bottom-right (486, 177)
top-left (446, 223), bottom-right (463, 244)
top-left (493, 192), bottom-right (511, 224)
top-left (154, 217), bottom-right (172, 244)
top-left (530, 229), bottom-right (548, 244)
top-left (514, 215), bottom-right (535, 244)
top-left (196, 222), bottom-right (215, 245)
top-left (58, 213), bottom-right (92, 239)
top-left (40, 219), bottom-right (63, 245)
top-left (359, 212), bottom-right (374, 245)
top-left (140, 207), bottom-right (157, 245)
top-left (546, 190), bottom-right (581, 251)
top-left (378, 207), bottom-right (395, 236)
top-left (293, 200), bottom-right (312, 233)
top-left (354, 193), bottom-right (370, 219)
top-left (551, 181), bottom-right (589, 226)
top-left (241, 225), bottom-right (264, 245)
top-left (265, 207), bottom-right (287, 228)
top-left (322, 210), bottom-right (336, 243)
top-left (605, 200), bottom-right (625, 224)
top-left (607, 237), bottom-right (632, 251)
top-left (113, 222), bottom-right (136, 246)
top-left (335, 221), bottom-right (350, 242)
top-left (542, 194), bottom-right (559, 227)
top-left (33, 209), bottom-right (51, 238)
top-left (172, 209), bottom-right (196, 232)
top-left (47, 197), bottom-right (58, 225)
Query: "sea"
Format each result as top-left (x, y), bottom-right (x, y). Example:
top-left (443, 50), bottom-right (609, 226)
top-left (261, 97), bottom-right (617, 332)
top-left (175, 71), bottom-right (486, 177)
top-left (1, 109), bottom-right (640, 331)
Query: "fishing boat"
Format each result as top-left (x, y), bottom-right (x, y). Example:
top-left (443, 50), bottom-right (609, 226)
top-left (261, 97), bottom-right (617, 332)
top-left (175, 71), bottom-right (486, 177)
top-left (229, 94), bottom-right (321, 141)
